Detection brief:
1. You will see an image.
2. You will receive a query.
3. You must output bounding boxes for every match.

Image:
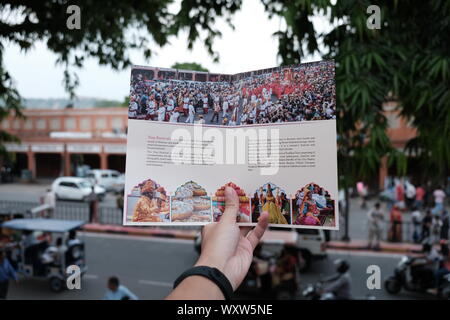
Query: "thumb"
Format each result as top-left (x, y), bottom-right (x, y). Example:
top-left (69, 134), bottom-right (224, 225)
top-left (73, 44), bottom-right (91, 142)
top-left (221, 186), bottom-right (239, 225)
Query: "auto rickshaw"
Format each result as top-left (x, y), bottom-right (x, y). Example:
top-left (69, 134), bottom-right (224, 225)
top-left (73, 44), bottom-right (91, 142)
top-left (0, 218), bottom-right (87, 292)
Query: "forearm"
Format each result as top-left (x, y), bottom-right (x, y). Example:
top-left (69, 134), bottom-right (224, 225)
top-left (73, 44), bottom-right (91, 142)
top-left (166, 275), bottom-right (225, 300)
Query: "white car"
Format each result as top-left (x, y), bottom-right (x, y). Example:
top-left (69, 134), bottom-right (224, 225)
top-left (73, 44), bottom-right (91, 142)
top-left (52, 177), bottom-right (106, 201)
top-left (86, 169), bottom-right (123, 192)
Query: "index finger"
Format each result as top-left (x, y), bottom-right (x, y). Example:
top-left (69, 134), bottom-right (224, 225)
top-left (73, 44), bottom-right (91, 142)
top-left (220, 186), bottom-right (239, 225)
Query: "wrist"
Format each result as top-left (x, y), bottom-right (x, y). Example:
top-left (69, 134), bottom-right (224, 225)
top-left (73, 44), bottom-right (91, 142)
top-left (195, 255), bottom-right (226, 273)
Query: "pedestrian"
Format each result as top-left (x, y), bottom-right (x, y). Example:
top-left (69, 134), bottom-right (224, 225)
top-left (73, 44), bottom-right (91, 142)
top-left (356, 181), bottom-right (368, 209)
top-left (88, 186), bottom-right (98, 223)
top-left (440, 210), bottom-right (449, 240)
top-left (185, 103), bottom-right (195, 124)
top-left (367, 202), bottom-right (384, 250)
top-left (395, 181), bottom-right (405, 210)
top-left (388, 204), bottom-right (403, 242)
top-left (411, 206), bottom-right (422, 243)
top-left (42, 188), bottom-right (56, 218)
top-left (431, 215), bottom-right (442, 244)
top-left (421, 209), bottom-right (433, 243)
top-left (0, 250), bottom-right (18, 300)
top-left (104, 276), bottom-right (138, 300)
top-left (211, 102), bottom-right (220, 123)
top-left (405, 181), bottom-right (416, 210)
top-left (432, 186), bottom-right (446, 216)
top-left (415, 184), bottom-right (425, 209)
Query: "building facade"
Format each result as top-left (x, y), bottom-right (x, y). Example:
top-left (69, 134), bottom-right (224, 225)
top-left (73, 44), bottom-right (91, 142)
top-left (1, 107), bottom-right (127, 179)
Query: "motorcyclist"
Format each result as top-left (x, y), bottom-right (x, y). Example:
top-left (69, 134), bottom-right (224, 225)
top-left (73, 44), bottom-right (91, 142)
top-left (411, 243), bottom-right (441, 288)
top-left (322, 259), bottom-right (352, 300)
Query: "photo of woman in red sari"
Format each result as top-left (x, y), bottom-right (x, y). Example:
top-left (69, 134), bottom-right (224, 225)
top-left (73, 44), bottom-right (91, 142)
top-left (292, 183), bottom-right (336, 227)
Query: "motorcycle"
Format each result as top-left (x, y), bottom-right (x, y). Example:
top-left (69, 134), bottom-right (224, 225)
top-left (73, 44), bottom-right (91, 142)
top-left (302, 280), bottom-right (376, 300)
top-left (385, 255), bottom-right (450, 299)
top-left (236, 246), bottom-right (300, 300)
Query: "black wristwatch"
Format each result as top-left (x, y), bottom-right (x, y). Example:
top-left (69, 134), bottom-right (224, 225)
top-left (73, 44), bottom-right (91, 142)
top-left (173, 266), bottom-right (234, 300)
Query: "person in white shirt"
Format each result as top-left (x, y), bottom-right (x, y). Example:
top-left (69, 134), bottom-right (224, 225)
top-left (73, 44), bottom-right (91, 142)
top-left (432, 187), bottom-right (446, 215)
top-left (169, 111), bottom-right (180, 123)
top-left (367, 203), bottom-right (384, 250)
top-left (157, 105), bottom-right (166, 121)
top-left (104, 277), bottom-right (138, 300)
top-left (128, 101), bottom-right (138, 118)
top-left (222, 100), bottom-right (229, 117)
top-left (195, 115), bottom-right (205, 125)
top-left (186, 104), bottom-right (195, 123)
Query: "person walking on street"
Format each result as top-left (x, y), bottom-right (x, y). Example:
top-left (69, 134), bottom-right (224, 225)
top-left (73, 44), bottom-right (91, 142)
top-left (432, 186), bottom-right (446, 216)
top-left (0, 250), bottom-right (18, 300)
top-left (88, 186), bottom-right (98, 223)
top-left (415, 185), bottom-right (425, 210)
top-left (389, 204), bottom-right (403, 242)
top-left (411, 206), bottom-right (422, 243)
top-left (440, 210), bottom-right (449, 240)
top-left (421, 210), bottom-right (433, 243)
top-left (367, 203), bottom-right (384, 250)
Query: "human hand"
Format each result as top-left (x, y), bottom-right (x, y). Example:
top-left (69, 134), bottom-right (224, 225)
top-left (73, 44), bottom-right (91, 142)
top-left (195, 186), bottom-right (269, 290)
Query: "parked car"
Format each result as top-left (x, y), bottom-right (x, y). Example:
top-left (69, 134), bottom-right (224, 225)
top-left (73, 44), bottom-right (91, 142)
top-left (86, 169), bottom-right (123, 192)
top-left (51, 177), bottom-right (106, 202)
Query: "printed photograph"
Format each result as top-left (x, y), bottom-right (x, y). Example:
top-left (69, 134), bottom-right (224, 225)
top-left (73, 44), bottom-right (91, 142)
top-left (127, 179), bottom-right (170, 222)
top-left (128, 61), bottom-right (335, 126)
top-left (292, 183), bottom-right (336, 227)
top-left (212, 182), bottom-right (251, 223)
top-left (170, 181), bottom-right (212, 222)
top-left (252, 183), bottom-right (291, 224)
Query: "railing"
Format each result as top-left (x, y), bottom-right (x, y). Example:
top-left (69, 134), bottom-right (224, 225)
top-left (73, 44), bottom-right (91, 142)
top-left (329, 219), bottom-right (415, 243)
top-left (53, 201), bottom-right (90, 221)
top-left (0, 200), bottom-right (39, 215)
top-left (98, 206), bottom-right (122, 225)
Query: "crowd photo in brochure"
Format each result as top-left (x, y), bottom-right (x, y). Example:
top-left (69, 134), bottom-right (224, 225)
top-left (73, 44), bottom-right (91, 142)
top-left (123, 60), bottom-right (338, 230)
top-left (128, 61), bottom-right (335, 126)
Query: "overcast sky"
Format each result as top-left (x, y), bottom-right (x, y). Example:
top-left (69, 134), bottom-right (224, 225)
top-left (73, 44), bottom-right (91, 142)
top-left (3, 0), bottom-right (327, 101)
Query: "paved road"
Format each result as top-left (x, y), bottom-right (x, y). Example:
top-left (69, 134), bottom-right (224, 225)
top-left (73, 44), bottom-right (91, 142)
top-left (7, 233), bottom-right (433, 300)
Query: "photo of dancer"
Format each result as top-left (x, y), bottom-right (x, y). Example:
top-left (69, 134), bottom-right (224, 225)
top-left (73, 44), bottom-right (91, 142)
top-left (252, 183), bottom-right (291, 224)
top-left (127, 179), bottom-right (170, 223)
top-left (128, 60), bottom-right (335, 126)
top-left (292, 183), bottom-right (336, 227)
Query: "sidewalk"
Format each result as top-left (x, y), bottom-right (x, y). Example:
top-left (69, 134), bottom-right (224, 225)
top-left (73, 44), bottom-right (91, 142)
top-left (82, 223), bottom-right (423, 254)
top-left (83, 223), bottom-right (198, 240)
top-left (327, 240), bottom-right (422, 254)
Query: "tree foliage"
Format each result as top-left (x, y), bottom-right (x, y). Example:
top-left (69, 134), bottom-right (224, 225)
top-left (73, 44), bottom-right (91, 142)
top-left (171, 62), bottom-right (209, 72)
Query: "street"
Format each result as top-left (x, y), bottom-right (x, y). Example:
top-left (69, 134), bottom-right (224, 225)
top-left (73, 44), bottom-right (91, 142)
top-left (7, 232), bottom-right (433, 300)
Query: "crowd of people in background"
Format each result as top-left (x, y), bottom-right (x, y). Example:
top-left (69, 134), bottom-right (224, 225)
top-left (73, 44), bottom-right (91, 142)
top-left (363, 178), bottom-right (450, 296)
top-left (364, 178), bottom-right (449, 247)
top-left (128, 61), bottom-right (335, 126)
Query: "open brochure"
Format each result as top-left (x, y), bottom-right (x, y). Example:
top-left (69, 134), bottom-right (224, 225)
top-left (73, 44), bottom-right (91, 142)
top-left (123, 60), bottom-right (338, 230)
